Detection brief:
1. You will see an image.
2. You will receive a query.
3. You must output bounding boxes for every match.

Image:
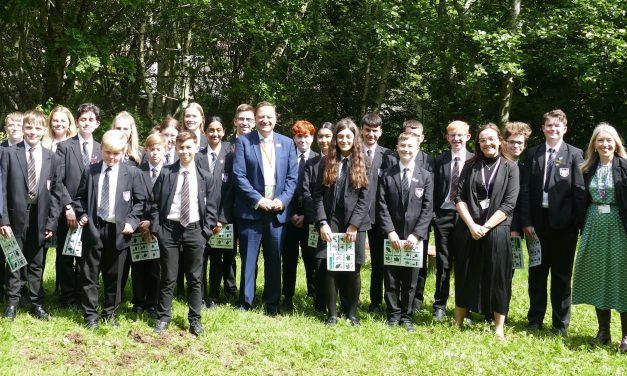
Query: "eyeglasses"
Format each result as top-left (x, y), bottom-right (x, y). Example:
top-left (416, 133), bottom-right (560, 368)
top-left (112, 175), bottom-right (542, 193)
top-left (236, 117), bottom-right (255, 123)
top-left (447, 133), bottom-right (467, 139)
top-left (479, 137), bottom-right (499, 144)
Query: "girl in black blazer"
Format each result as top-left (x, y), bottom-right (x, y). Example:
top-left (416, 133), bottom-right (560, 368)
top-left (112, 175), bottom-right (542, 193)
top-left (313, 118), bottom-right (370, 326)
top-left (572, 123), bottom-right (627, 353)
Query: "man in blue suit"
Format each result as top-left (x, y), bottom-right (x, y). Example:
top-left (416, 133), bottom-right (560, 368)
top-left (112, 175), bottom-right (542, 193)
top-left (233, 101), bottom-right (298, 315)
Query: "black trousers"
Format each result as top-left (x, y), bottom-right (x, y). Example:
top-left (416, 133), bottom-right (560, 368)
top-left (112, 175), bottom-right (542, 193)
top-left (367, 226), bottom-right (385, 306)
top-left (157, 220), bottom-right (205, 323)
top-left (433, 210), bottom-right (458, 311)
top-left (131, 257), bottom-right (160, 309)
top-left (55, 217), bottom-right (82, 305)
top-left (527, 210), bottom-right (579, 330)
top-left (413, 238), bottom-right (430, 307)
top-left (325, 264), bottom-right (362, 319)
top-left (282, 222), bottom-right (317, 299)
top-left (7, 205), bottom-right (46, 306)
top-left (312, 257), bottom-right (326, 311)
top-left (80, 221), bottom-right (127, 321)
top-left (204, 243), bottom-right (237, 302)
top-left (384, 265), bottom-right (419, 323)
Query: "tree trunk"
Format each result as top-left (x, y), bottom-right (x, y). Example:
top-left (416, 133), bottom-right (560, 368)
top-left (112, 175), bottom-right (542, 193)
top-left (498, 0), bottom-right (521, 125)
top-left (373, 49), bottom-right (393, 113)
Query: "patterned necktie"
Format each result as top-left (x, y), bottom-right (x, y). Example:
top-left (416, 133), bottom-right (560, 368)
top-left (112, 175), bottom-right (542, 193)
top-left (402, 167), bottom-right (410, 209)
top-left (366, 149), bottom-right (372, 166)
top-left (448, 157), bottom-right (460, 201)
top-left (165, 153), bottom-right (171, 165)
top-left (544, 148), bottom-right (555, 192)
top-left (210, 152), bottom-right (217, 174)
top-left (27, 147), bottom-right (37, 201)
top-left (82, 141), bottom-right (90, 166)
top-left (336, 158), bottom-right (349, 207)
top-left (180, 171), bottom-right (190, 227)
top-left (98, 167), bottom-right (111, 218)
top-left (151, 167), bottom-right (158, 183)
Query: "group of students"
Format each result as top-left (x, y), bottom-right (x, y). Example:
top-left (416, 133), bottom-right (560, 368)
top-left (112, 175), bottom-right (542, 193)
top-left (0, 103), bottom-right (625, 351)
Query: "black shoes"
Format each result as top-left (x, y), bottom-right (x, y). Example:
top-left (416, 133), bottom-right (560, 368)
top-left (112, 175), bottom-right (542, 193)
top-left (433, 308), bottom-right (446, 322)
top-left (205, 300), bottom-right (218, 310)
top-left (280, 297), bottom-right (294, 312)
top-left (85, 319), bottom-right (99, 330)
top-left (102, 315), bottom-right (120, 327)
top-left (325, 316), bottom-right (337, 325)
top-left (527, 322), bottom-right (542, 332)
top-left (348, 316), bottom-right (360, 326)
top-left (3, 305), bottom-right (17, 320)
top-left (30, 305), bottom-right (51, 321)
top-left (189, 321), bottom-right (204, 337)
top-left (387, 320), bottom-right (399, 328)
top-left (154, 320), bottom-right (169, 334)
top-left (402, 321), bottom-right (415, 332)
top-left (368, 304), bottom-right (382, 313)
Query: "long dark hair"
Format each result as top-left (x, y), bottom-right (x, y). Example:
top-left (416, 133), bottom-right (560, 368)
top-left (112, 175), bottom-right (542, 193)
top-left (323, 118), bottom-right (368, 189)
top-left (467, 123), bottom-right (505, 167)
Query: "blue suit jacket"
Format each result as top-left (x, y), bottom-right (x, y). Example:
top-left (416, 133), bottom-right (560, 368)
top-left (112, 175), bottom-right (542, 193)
top-left (232, 131), bottom-right (298, 223)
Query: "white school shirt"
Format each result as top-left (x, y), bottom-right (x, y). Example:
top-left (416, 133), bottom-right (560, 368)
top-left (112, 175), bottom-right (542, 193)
top-left (167, 163), bottom-right (200, 223)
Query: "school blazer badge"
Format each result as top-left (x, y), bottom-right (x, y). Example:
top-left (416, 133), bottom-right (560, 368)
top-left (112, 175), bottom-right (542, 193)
top-left (559, 168), bottom-right (570, 178)
top-left (415, 187), bottom-right (424, 198)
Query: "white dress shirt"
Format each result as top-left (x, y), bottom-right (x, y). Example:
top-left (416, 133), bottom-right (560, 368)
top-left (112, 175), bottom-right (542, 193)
top-left (97, 162), bottom-right (119, 223)
top-left (167, 163), bottom-right (200, 223)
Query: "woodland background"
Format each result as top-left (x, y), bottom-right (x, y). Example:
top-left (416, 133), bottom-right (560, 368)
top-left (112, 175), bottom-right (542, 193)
top-left (0, 0), bottom-right (625, 152)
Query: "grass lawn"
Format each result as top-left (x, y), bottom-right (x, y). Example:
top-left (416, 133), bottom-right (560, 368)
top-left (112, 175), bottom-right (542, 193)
top-left (0, 250), bottom-right (624, 375)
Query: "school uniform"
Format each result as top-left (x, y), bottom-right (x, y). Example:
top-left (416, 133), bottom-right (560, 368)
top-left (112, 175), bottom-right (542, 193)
top-left (56, 135), bottom-right (102, 307)
top-left (363, 144), bottom-right (396, 311)
top-left (129, 161), bottom-right (163, 314)
top-left (377, 161), bottom-right (433, 325)
top-left (432, 149), bottom-right (473, 318)
top-left (313, 156), bottom-right (371, 321)
top-left (196, 142), bottom-right (237, 304)
top-left (411, 150), bottom-right (435, 310)
top-left (74, 162), bottom-right (146, 323)
top-left (519, 141), bottom-right (586, 332)
top-left (151, 161), bottom-right (217, 326)
top-left (282, 149), bottom-right (319, 304)
top-left (1, 142), bottom-right (62, 317)
top-left (302, 154), bottom-right (326, 312)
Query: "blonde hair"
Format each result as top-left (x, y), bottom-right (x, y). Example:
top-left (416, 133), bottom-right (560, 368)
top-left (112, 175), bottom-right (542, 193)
top-left (111, 111), bottom-right (141, 164)
top-left (101, 129), bottom-right (128, 152)
top-left (446, 120), bottom-right (470, 134)
top-left (182, 102), bottom-right (206, 132)
top-left (581, 122), bottom-right (627, 173)
top-left (4, 112), bottom-right (23, 127)
top-left (44, 106), bottom-right (77, 147)
top-left (145, 133), bottom-right (167, 149)
top-left (23, 110), bottom-right (47, 129)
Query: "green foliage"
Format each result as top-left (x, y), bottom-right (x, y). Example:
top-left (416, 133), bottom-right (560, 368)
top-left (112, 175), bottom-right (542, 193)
top-left (0, 0), bottom-right (624, 151)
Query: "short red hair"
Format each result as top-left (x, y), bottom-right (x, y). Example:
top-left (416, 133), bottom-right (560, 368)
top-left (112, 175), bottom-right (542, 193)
top-left (291, 120), bottom-right (315, 136)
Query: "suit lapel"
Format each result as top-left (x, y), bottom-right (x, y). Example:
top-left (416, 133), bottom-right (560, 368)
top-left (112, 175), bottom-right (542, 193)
top-left (70, 137), bottom-right (85, 171)
top-left (37, 149), bottom-right (52, 197)
top-left (165, 164), bottom-right (180, 210)
top-left (442, 151), bottom-right (452, 184)
top-left (251, 132), bottom-right (264, 173)
top-left (408, 167), bottom-right (424, 207)
top-left (15, 143), bottom-right (29, 186)
top-left (196, 165), bottom-right (206, 215)
top-left (116, 164), bottom-right (128, 214)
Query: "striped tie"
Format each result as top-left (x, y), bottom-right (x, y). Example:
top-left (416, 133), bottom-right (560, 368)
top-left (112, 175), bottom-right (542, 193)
top-left (98, 167), bottom-right (111, 219)
top-left (27, 147), bottom-right (37, 201)
top-left (82, 141), bottom-right (90, 166)
top-left (180, 171), bottom-right (190, 227)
